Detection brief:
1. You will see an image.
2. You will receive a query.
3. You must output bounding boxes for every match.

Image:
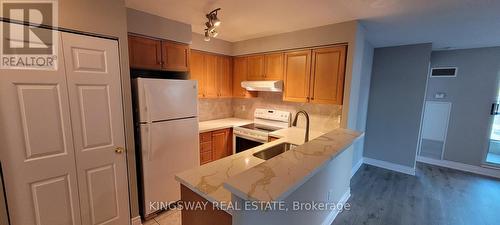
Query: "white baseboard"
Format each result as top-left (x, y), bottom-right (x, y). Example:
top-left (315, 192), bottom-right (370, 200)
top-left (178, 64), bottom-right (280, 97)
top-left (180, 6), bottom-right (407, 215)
top-left (417, 156), bottom-right (500, 179)
top-left (363, 157), bottom-right (416, 176)
top-left (131, 216), bottom-right (142, 225)
top-left (351, 159), bottom-right (364, 178)
top-left (321, 189), bottom-right (351, 225)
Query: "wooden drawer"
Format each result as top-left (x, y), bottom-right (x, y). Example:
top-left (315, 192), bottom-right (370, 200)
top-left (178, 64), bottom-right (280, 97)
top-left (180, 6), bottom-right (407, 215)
top-left (200, 151), bottom-right (213, 165)
top-left (200, 132), bottom-right (212, 142)
top-left (200, 142), bottom-right (212, 152)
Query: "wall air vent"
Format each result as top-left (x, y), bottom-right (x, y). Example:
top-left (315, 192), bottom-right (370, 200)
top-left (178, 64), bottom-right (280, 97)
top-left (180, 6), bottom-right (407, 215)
top-left (430, 67), bottom-right (457, 77)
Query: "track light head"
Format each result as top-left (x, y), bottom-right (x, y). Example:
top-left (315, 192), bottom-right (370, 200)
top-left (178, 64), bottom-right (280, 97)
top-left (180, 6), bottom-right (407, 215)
top-left (204, 30), bottom-right (210, 41)
top-left (204, 8), bottom-right (221, 41)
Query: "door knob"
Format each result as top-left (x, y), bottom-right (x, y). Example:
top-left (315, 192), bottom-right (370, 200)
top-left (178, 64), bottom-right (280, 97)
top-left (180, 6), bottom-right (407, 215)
top-left (115, 146), bottom-right (125, 154)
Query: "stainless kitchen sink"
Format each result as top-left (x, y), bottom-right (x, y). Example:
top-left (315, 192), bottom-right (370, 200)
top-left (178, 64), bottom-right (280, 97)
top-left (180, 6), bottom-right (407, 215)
top-left (253, 143), bottom-right (296, 160)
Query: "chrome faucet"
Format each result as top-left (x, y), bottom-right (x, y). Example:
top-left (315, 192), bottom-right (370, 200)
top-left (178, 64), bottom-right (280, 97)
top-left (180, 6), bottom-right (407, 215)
top-left (292, 110), bottom-right (310, 143)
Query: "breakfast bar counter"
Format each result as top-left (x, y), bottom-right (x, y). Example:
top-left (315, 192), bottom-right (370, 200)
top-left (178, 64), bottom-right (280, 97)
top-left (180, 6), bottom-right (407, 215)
top-left (175, 128), bottom-right (361, 225)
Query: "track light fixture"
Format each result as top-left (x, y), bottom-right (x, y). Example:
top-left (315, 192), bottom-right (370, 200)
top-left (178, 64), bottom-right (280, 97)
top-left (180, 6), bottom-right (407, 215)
top-left (204, 8), bottom-right (221, 41)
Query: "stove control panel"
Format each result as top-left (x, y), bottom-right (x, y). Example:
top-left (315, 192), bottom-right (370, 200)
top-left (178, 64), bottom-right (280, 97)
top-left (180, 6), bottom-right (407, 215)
top-left (233, 128), bottom-right (268, 142)
top-left (254, 108), bottom-right (291, 123)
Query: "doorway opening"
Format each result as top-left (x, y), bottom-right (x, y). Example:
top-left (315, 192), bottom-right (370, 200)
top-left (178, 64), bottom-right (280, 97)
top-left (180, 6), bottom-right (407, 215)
top-left (486, 104), bottom-right (500, 165)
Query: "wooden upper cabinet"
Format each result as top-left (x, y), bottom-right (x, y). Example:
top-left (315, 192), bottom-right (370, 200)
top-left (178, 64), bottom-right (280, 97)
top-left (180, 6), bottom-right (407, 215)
top-left (233, 57), bottom-right (257, 98)
top-left (310, 46), bottom-right (347, 104)
top-left (246, 55), bottom-right (265, 81)
top-left (232, 57), bottom-right (247, 98)
top-left (128, 34), bottom-right (189, 71)
top-left (190, 50), bottom-right (234, 99)
top-left (128, 35), bottom-right (162, 70)
top-left (211, 129), bottom-right (232, 160)
top-left (264, 53), bottom-right (284, 80)
top-left (217, 56), bottom-right (233, 97)
top-left (204, 54), bottom-right (219, 98)
top-left (161, 41), bottom-right (190, 72)
top-left (190, 50), bottom-right (205, 98)
top-left (283, 50), bottom-right (312, 103)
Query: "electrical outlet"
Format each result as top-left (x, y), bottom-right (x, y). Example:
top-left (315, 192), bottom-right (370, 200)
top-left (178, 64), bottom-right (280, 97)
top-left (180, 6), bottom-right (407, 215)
top-left (241, 105), bottom-right (246, 111)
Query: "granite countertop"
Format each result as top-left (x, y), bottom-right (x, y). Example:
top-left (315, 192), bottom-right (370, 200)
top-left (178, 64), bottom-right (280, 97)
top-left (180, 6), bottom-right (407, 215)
top-left (176, 125), bottom-right (361, 213)
top-left (224, 129), bottom-right (361, 202)
top-left (198, 117), bottom-right (253, 133)
top-left (269, 126), bottom-right (326, 143)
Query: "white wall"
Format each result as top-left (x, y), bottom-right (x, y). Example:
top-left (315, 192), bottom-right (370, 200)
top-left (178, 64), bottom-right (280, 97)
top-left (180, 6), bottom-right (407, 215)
top-left (364, 43), bottom-right (432, 170)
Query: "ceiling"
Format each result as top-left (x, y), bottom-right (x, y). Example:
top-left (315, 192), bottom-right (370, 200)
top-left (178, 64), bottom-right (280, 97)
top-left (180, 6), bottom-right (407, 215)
top-left (125, 0), bottom-right (500, 49)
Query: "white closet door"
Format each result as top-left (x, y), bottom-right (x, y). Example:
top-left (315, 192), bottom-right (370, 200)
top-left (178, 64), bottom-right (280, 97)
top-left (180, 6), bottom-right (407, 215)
top-left (0, 32), bottom-right (82, 225)
top-left (61, 33), bottom-right (130, 225)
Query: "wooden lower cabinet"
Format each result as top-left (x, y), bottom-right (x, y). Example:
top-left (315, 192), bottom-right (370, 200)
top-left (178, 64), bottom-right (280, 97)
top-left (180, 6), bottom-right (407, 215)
top-left (181, 184), bottom-right (232, 225)
top-left (212, 129), bottom-right (232, 160)
top-left (199, 128), bottom-right (233, 165)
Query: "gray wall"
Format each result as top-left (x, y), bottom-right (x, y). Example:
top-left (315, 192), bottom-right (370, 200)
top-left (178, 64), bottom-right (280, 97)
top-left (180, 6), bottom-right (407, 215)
top-left (364, 43), bottom-right (432, 168)
top-left (127, 8), bottom-right (191, 43)
top-left (426, 48), bottom-right (500, 166)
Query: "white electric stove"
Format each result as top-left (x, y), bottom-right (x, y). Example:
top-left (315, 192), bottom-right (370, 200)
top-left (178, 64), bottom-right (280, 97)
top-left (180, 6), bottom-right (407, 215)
top-left (233, 109), bottom-right (292, 153)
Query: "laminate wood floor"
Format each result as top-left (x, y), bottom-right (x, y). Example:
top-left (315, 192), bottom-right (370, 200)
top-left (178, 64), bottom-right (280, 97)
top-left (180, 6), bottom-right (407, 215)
top-left (332, 163), bottom-right (500, 225)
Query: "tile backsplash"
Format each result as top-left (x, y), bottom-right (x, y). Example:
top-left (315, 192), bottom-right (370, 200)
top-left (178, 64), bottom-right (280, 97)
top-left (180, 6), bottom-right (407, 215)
top-left (232, 92), bottom-right (342, 133)
top-left (198, 93), bottom-right (343, 132)
top-left (198, 98), bottom-right (233, 121)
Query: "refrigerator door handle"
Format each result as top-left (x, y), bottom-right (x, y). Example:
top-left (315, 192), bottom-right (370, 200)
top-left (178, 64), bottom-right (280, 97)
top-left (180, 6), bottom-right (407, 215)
top-left (144, 84), bottom-right (152, 124)
top-left (143, 123), bottom-right (153, 161)
top-left (147, 124), bottom-right (153, 161)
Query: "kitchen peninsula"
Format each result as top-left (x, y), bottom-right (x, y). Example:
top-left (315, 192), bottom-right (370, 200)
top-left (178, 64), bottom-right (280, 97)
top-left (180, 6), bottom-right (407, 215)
top-left (175, 128), bottom-right (361, 225)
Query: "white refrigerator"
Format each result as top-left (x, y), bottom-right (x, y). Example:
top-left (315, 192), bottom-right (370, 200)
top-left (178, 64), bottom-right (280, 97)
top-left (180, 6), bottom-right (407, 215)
top-left (134, 78), bottom-right (199, 217)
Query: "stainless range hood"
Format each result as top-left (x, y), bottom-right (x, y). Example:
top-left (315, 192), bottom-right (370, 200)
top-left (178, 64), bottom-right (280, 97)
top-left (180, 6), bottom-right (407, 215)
top-left (241, 80), bottom-right (283, 92)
